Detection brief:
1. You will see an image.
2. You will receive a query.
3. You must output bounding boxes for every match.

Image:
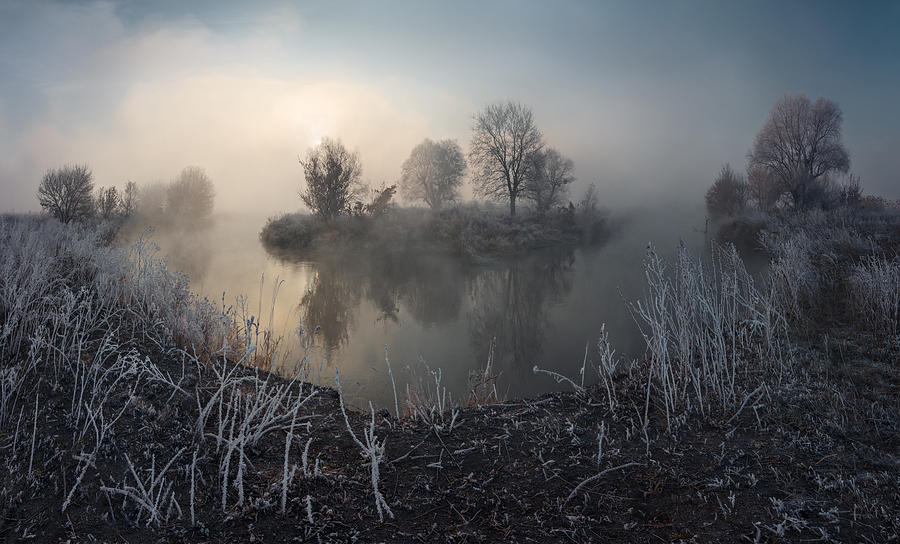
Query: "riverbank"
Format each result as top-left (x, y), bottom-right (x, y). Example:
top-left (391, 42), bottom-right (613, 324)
top-left (259, 204), bottom-right (614, 262)
top-left (1, 212), bottom-right (898, 542)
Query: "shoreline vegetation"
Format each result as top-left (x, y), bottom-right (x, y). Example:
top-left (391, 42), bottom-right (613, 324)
top-left (1, 208), bottom-right (898, 542)
top-left (258, 203), bottom-right (615, 263)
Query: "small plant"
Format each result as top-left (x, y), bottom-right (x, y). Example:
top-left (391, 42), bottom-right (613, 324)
top-left (336, 368), bottom-right (393, 521)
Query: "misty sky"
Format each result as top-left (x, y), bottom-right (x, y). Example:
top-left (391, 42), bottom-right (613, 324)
top-left (1, 0), bottom-right (898, 214)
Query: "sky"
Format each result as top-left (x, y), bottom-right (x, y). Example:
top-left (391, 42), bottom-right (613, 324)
top-left (1, 0), bottom-right (898, 214)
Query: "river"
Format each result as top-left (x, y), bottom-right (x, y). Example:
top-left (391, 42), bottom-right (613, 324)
top-left (146, 206), bottom-right (709, 409)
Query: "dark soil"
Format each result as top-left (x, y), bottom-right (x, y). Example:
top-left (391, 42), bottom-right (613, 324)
top-left (2, 337), bottom-right (898, 543)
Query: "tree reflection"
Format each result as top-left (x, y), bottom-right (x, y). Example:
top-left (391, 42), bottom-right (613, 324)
top-left (300, 260), bottom-right (361, 352)
top-left (467, 248), bottom-right (575, 384)
top-left (284, 250), bottom-right (471, 351)
top-left (397, 254), bottom-right (468, 327)
top-left (265, 242), bottom-right (573, 375)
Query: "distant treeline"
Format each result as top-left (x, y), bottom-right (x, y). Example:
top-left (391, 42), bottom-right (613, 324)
top-left (36, 164), bottom-right (216, 228)
top-left (295, 101), bottom-right (586, 222)
top-left (262, 100), bottom-right (612, 258)
top-left (704, 93), bottom-right (898, 223)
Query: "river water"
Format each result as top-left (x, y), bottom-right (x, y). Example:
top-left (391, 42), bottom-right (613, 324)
top-left (149, 207), bottom-right (708, 409)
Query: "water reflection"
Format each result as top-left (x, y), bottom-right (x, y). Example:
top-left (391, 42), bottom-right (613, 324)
top-left (266, 244), bottom-right (575, 388)
top-left (467, 249), bottom-right (575, 387)
top-left (145, 209), bottom-right (710, 408)
top-left (300, 259), bottom-right (361, 351)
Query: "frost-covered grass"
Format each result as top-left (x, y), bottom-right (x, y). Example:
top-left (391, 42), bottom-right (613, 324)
top-left (850, 256), bottom-right (900, 339)
top-left (630, 243), bottom-right (789, 429)
top-left (3, 210), bottom-right (899, 541)
top-left (0, 215), bottom-right (333, 535)
top-left (760, 209), bottom-right (900, 349)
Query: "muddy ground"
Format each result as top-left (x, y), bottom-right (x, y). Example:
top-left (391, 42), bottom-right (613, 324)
top-left (2, 334), bottom-right (897, 543)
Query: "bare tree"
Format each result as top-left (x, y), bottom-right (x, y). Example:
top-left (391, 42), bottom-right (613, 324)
top-left (748, 94), bottom-right (850, 210)
top-left (469, 101), bottom-right (543, 216)
top-left (836, 173), bottom-right (862, 208)
top-left (705, 164), bottom-right (749, 220)
top-left (400, 139), bottom-right (466, 210)
top-left (37, 164), bottom-right (95, 224)
top-left (524, 148), bottom-right (575, 215)
top-left (747, 166), bottom-right (783, 213)
top-left (120, 181), bottom-right (138, 218)
top-left (96, 186), bottom-right (120, 220)
top-left (578, 183), bottom-right (599, 218)
top-left (300, 138), bottom-right (362, 220)
top-left (166, 166), bottom-right (216, 224)
top-left (137, 182), bottom-right (169, 221)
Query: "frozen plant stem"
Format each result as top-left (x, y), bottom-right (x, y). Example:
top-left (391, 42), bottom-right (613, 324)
top-left (565, 462), bottom-right (640, 505)
top-left (335, 368), bottom-right (394, 521)
top-left (281, 405), bottom-right (299, 515)
top-left (28, 391), bottom-right (38, 477)
top-left (190, 449), bottom-right (198, 526)
top-left (384, 346), bottom-right (399, 419)
top-left (532, 365), bottom-right (584, 393)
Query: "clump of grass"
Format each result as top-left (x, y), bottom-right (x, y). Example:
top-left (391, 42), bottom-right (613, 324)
top-left (630, 242), bottom-right (789, 430)
top-left (0, 215), bottom-right (328, 532)
top-left (849, 255), bottom-right (900, 340)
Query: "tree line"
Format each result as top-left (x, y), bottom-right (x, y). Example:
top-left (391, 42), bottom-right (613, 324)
top-left (40, 94), bottom-right (883, 227)
top-left (37, 165), bottom-right (216, 227)
top-left (300, 101), bottom-right (577, 220)
top-left (705, 93), bottom-right (887, 221)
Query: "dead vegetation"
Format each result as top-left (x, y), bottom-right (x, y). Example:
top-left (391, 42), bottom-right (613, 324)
top-left (1, 211), bottom-right (899, 542)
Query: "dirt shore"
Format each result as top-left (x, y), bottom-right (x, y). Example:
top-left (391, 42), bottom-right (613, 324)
top-left (3, 336), bottom-right (897, 543)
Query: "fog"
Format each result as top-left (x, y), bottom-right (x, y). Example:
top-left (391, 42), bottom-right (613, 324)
top-left (133, 204), bottom-right (706, 407)
top-left (3, 1), bottom-right (899, 216)
top-left (2, 1), bottom-right (900, 406)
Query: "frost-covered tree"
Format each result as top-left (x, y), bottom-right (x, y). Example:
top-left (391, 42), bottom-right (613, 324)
top-left (120, 181), bottom-right (138, 218)
top-left (524, 148), bottom-right (575, 215)
top-left (400, 139), bottom-right (466, 210)
top-left (166, 166), bottom-right (215, 224)
top-left (37, 164), bottom-right (95, 223)
top-left (747, 166), bottom-right (783, 213)
top-left (96, 186), bottom-right (120, 220)
top-left (469, 101), bottom-right (543, 216)
top-left (137, 181), bottom-right (169, 221)
top-left (300, 138), bottom-right (363, 220)
top-left (748, 94), bottom-right (850, 210)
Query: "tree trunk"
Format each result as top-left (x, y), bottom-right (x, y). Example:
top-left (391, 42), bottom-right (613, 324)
top-left (509, 194), bottom-right (517, 217)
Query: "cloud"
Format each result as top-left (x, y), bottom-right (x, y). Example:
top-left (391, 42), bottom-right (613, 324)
top-left (0, 3), bottom-right (433, 214)
top-left (3, 1), bottom-right (897, 215)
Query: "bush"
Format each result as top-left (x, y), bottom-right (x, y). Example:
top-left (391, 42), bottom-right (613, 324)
top-left (258, 213), bottom-right (317, 252)
top-left (715, 211), bottom-right (769, 254)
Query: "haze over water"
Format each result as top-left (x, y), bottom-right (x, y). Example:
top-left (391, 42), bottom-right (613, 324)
top-left (3, 1), bottom-right (898, 405)
top-left (148, 206), bottom-right (706, 408)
